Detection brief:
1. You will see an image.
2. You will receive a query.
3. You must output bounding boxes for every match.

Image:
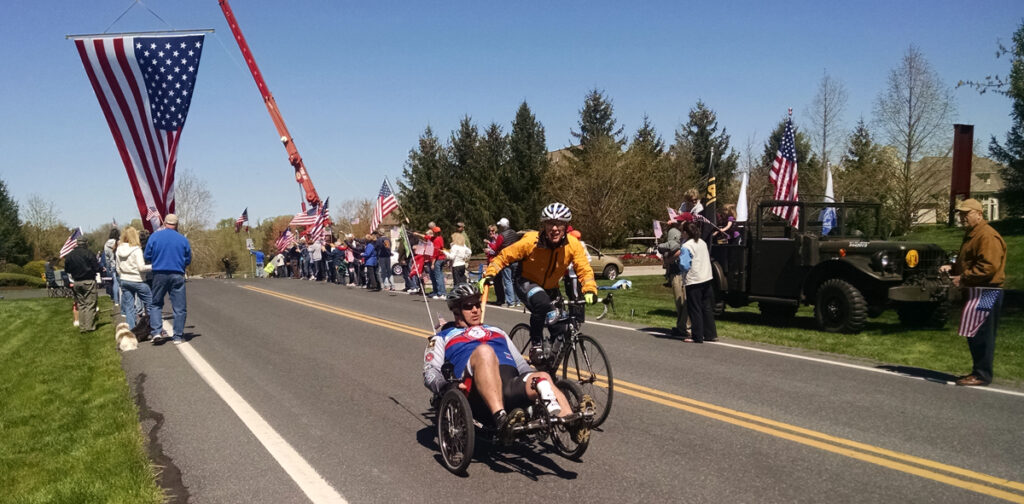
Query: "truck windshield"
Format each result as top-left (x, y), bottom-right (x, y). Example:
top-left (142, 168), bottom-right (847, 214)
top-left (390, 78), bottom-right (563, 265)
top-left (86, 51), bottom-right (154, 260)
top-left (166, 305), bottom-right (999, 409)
top-left (803, 203), bottom-right (880, 239)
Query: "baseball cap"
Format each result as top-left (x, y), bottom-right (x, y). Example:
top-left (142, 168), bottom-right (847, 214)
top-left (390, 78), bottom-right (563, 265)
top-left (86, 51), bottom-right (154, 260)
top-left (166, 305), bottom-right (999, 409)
top-left (164, 213), bottom-right (179, 225)
top-left (497, 217), bottom-right (510, 227)
top-left (956, 198), bottom-right (983, 213)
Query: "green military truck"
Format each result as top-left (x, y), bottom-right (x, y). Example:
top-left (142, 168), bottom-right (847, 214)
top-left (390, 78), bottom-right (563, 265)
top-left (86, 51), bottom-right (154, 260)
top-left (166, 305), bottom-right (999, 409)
top-left (710, 201), bottom-right (953, 333)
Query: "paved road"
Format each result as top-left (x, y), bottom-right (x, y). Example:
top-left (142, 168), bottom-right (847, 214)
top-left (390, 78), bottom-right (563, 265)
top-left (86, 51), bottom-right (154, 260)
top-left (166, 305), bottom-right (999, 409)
top-left (121, 278), bottom-right (1024, 503)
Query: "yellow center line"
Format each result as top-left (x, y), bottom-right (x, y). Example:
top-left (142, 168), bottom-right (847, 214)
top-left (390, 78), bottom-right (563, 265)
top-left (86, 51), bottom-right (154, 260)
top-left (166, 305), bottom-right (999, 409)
top-left (241, 284), bottom-right (1024, 502)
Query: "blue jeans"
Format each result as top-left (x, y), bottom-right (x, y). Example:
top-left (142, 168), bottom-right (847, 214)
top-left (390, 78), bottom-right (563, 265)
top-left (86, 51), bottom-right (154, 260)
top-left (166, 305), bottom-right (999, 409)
top-left (379, 257), bottom-right (393, 289)
top-left (255, 263), bottom-right (264, 277)
top-left (431, 260), bottom-right (446, 296)
top-left (149, 273), bottom-right (187, 337)
top-left (120, 280), bottom-right (152, 329)
top-left (109, 272), bottom-right (121, 306)
top-left (501, 267), bottom-right (515, 306)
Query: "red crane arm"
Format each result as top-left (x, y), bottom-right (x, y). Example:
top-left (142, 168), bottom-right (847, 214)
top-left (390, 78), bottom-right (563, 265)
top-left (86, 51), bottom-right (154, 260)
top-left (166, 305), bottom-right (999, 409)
top-left (217, 0), bottom-right (321, 209)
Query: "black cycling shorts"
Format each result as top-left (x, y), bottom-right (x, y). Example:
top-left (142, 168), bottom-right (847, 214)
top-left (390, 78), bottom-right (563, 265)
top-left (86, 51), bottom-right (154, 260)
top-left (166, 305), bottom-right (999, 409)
top-left (469, 365), bottom-right (530, 414)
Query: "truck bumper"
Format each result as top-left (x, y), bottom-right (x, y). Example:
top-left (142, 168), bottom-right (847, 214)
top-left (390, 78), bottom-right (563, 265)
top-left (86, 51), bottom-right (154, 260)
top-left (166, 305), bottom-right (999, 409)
top-left (888, 284), bottom-right (950, 303)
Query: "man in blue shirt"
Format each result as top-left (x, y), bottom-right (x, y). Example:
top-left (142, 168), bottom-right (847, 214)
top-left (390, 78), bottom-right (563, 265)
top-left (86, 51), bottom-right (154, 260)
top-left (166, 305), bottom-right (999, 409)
top-left (251, 249), bottom-right (266, 278)
top-left (145, 213), bottom-right (192, 344)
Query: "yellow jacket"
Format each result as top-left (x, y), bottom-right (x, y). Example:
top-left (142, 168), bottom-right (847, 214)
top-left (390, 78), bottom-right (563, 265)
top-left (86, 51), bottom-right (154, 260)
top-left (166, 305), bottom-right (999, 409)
top-left (484, 231), bottom-right (598, 293)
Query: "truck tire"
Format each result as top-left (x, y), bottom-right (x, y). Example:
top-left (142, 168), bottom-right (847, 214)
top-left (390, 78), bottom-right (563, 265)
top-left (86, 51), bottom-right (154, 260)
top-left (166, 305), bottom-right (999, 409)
top-left (759, 302), bottom-right (798, 321)
top-left (814, 279), bottom-right (867, 333)
top-left (896, 300), bottom-right (950, 329)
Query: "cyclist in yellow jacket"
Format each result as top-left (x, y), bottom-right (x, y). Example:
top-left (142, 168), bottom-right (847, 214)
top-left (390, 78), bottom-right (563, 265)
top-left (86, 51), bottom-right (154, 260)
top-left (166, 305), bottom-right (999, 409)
top-left (481, 202), bottom-right (598, 361)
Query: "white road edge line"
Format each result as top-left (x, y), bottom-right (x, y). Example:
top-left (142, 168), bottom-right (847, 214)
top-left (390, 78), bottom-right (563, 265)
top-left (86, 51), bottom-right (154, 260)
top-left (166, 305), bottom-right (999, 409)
top-left (487, 304), bottom-right (1024, 398)
top-left (166, 321), bottom-right (348, 504)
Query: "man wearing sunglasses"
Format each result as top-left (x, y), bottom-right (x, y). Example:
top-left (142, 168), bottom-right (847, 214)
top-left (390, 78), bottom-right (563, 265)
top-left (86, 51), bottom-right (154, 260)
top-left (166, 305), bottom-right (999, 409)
top-left (424, 283), bottom-right (571, 440)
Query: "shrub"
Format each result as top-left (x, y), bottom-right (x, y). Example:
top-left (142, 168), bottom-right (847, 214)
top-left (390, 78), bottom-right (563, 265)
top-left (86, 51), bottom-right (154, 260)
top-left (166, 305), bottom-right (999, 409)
top-left (0, 273), bottom-right (46, 288)
top-left (23, 260), bottom-right (46, 280)
top-left (0, 263), bottom-right (26, 275)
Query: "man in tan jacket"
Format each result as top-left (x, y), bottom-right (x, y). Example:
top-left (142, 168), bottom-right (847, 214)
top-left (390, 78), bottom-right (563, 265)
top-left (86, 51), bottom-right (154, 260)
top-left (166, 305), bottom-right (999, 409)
top-left (940, 198), bottom-right (1007, 386)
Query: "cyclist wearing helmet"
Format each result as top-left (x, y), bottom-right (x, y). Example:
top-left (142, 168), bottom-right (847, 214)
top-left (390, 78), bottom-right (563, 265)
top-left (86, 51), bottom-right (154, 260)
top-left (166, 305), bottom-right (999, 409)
top-left (481, 202), bottom-right (598, 362)
top-left (424, 283), bottom-right (572, 438)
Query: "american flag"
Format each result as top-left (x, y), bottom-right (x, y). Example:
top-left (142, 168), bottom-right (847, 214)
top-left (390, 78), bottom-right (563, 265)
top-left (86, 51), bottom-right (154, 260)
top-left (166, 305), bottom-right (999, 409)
top-left (371, 180), bottom-right (398, 232)
top-left (235, 207), bottom-right (248, 233)
top-left (290, 204), bottom-right (320, 226)
top-left (73, 34), bottom-right (205, 232)
top-left (306, 197), bottom-right (331, 243)
top-left (958, 287), bottom-right (1003, 338)
top-left (59, 227), bottom-right (83, 258)
top-left (770, 114), bottom-right (800, 228)
top-left (275, 228), bottom-right (294, 252)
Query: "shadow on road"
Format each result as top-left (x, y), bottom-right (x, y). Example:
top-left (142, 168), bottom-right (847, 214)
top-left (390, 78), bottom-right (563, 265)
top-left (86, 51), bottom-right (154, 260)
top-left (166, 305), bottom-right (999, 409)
top-left (876, 365), bottom-right (957, 384)
top-left (414, 424), bottom-right (579, 479)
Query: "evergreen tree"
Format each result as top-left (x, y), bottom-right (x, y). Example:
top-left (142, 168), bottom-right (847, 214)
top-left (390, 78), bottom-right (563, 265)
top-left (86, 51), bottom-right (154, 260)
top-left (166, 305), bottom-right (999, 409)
top-left (446, 116), bottom-right (490, 243)
top-left (677, 101), bottom-right (739, 206)
top-left (480, 122), bottom-right (511, 226)
top-left (507, 101), bottom-right (549, 229)
top-left (397, 126), bottom-right (447, 228)
top-left (838, 118), bottom-right (887, 201)
top-left (759, 117), bottom-right (822, 202)
top-left (989, 23), bottom-right (1024, 216)
top-left (0, 178), bottom-right (31, 266)
top-left (570, 89), bottom-right (625, 149)
top-left (624, 115), bottom-right (668, 235)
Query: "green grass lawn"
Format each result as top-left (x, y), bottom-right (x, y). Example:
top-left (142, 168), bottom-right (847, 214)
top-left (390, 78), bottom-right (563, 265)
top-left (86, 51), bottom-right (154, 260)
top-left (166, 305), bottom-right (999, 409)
top-left (0, 297), bottom-right (163, 504)
top-left (582, 276), bottom-right (1024, 386)
top-left (899, 218), bottom-right (1023, 290)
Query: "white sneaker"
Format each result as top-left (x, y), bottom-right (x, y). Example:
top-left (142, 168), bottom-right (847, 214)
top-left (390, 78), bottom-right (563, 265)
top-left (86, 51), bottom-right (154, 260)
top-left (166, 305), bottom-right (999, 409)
top-left (73, 320), bottom-right (79, 327)
top-left (171, 335), bottom-right (185, 345)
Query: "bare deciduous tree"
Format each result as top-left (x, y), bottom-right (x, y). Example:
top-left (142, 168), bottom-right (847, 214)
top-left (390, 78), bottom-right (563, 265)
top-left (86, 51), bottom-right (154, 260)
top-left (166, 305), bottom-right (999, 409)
top-left (173, 168), bottom-right (213, 238)
top-left (809, 71), bottom-right (848, 169)
top-left (873, 46), bottom-right (956, 233)
top-left (22, 194), bottom-right (67, 260)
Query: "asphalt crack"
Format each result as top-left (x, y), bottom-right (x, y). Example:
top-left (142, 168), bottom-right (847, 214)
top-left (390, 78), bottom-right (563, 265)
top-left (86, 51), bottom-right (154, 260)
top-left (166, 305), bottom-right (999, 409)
top-left (134, 373), bottom-right (190, 503)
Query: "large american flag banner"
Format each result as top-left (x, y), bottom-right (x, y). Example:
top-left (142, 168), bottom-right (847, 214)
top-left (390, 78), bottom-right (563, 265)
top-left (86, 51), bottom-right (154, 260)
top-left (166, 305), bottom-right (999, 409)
top-left (289, 204), bottom-right (320, 227)
top-left (73, 33), bottom-right (205, 231)
top-left (371, 180), bottom-right (398, 232)
top-left (770, 115), bottom-right (800, 228)
top-left (59, 227), bottom-right (83, 258)
top-left (958, 287), bottom-right (1003, 338)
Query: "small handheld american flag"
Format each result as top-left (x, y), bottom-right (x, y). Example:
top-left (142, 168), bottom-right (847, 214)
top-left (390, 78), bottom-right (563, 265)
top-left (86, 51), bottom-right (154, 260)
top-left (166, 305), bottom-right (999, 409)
top-left (371, 180), bottom-right (398, 232)
top-left (59, 228), bottom-right (83, 258)
top-left (958, 287), bottom-right (1003, 338)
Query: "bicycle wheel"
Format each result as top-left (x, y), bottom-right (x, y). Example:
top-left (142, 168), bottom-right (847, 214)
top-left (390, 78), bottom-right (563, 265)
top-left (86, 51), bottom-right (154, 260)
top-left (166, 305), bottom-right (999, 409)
top-left (508, 323), bottom-right (532, 361)
top-left (550, 379), bottom-right (589, 459)
top-left (437, 388), bottom-right (474, 474)
top-left (561, 334), bottom-right (613, 428)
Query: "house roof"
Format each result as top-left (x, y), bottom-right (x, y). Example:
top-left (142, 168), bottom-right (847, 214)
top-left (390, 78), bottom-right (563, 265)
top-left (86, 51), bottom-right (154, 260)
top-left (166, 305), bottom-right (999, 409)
top-left (913, 155), bottom-right (1005, 197)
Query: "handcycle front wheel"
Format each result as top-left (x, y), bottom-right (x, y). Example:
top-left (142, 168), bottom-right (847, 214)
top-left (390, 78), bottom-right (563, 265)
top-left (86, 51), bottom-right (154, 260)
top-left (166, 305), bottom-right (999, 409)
top-left (562, 334), bottom-right (613, 428)
top-left (550, 379), bottom-right (589, 459)
top-left (437, 387), bottom-right (474, 474)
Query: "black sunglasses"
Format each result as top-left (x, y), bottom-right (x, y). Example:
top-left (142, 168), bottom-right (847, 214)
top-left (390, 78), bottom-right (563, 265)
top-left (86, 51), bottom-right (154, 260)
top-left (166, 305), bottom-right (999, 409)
top-left (460, 302), bottom-right (482, 311)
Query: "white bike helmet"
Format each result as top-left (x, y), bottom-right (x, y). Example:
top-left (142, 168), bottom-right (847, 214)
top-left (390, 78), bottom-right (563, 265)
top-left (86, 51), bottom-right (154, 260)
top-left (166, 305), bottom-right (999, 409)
top-left (541, 202), bottom-right (572, 222)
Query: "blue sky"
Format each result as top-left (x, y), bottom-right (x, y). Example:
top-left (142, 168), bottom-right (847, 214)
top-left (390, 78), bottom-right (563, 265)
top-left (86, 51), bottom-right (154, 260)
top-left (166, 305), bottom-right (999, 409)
top-left (1, 0), bottom-right (1020, 230)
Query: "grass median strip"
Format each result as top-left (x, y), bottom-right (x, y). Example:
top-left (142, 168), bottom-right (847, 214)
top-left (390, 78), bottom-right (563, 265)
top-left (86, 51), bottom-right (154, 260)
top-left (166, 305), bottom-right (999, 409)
top-left (0, 297), bottom-right (163, 504)
top-left (243, 283), bottom-right (1024, 502)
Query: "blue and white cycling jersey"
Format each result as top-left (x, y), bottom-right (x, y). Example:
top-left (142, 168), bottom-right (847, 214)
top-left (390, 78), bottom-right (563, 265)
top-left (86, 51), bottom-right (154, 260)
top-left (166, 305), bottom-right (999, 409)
top-left (423, 324), bottom-right (533, 395)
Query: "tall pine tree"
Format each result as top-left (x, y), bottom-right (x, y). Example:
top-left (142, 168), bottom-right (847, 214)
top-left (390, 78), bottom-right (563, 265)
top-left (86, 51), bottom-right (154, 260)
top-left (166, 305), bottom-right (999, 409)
top-left (989, 23), bottom-right (1024, 216)
top-left (397, 126), bottom-right (446, 228)
top-left (571, 89), bottom-right (625, 150)
top-left (446, 116), bottom-right (490, 243)
top-left (624, 115), bottom-right (668, 235)
top-left (0, 177), bottom-right (31, 266)
top-left (677, 101), bottom-right (739, 207)
top-left (507, 102), bottom-right (549, 229)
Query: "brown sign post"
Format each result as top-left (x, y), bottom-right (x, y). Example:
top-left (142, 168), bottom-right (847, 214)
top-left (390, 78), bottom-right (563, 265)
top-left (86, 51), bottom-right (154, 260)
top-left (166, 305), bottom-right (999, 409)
top-left (949, 124), bottom-right (974, 226)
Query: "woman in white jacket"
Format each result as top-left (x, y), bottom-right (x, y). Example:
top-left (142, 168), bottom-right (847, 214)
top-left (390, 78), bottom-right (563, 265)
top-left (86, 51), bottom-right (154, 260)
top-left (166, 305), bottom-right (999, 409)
top-left (679, 221), bottom-right (717, 343)
top-left (446, 233), bottom-right (472, 285)
top-left (116, 226), bottom-right (153, 330)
